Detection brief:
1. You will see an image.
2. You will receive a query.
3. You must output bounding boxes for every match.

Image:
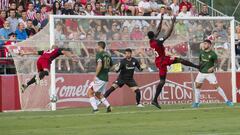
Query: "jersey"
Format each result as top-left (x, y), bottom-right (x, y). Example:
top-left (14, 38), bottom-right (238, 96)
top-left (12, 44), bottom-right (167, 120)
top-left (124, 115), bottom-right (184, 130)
top-left (199, 50), bottom-right (217, 73)
top-left (149, 38), bottom-right (166, 65)
top-left (38, 48), bottom-right (63, 62)
top-left (117, 58), bottom-right (142, 80)
top-left (96, 51), bottom-right (113, 82)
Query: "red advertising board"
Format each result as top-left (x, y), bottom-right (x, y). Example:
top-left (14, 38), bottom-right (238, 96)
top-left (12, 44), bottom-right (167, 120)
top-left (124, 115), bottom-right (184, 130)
top-left (0, 72), bottom-right (235, 111)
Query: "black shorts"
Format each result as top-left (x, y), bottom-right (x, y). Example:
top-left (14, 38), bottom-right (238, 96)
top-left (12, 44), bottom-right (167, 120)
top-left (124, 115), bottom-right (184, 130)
top-left (114, 78), bottom-right (138, 88)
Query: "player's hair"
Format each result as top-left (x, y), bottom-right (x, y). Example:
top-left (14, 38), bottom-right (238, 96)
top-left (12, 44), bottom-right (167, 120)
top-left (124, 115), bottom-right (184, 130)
top-left (147, 31), bottom-right (155, 39)
top-left (97, 41), bottom-right (106, 49)
top-left (204, 39), bottom-right (212, 45)
top-left (125, 48), bottom-right (132, 53)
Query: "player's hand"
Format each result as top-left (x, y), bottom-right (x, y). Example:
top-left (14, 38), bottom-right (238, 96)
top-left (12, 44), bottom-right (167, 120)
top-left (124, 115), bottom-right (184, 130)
top-left (208, 67), bottom-right (215, 73)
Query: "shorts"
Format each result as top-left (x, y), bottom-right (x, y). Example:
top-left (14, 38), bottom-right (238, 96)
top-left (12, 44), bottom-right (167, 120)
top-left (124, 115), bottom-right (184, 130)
top-left (114, 78), bottom-right (138, 88)
top-left (37, 58), bottom-right (50, 72)
top-left (195, 72), bottom-right (218, 84)
top-left (156, 56), bottom-right (175, 76)
top-left (89, 77), bottom-right (108, 93)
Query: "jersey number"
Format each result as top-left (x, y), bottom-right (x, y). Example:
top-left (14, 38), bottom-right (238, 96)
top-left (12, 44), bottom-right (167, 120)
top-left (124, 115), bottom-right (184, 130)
top-left (104, 57), bottom-right (111, 69)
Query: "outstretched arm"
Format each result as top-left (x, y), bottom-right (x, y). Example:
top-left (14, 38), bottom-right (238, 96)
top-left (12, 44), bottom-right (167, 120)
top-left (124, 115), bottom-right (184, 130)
top-left (19, 50), bottom-right (40, 56)
top-left (154, 14), bottom-right (164, 38)
top-left (160, 16), bottom-right (176, 41)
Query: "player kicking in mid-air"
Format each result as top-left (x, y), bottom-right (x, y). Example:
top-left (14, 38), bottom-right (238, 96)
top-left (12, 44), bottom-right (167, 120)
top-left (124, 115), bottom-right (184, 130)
top-left (87, 41), bottom-right (113, 113)
top-left (20, 45), bottom-right (78, 93)
top-left (192, 39), bottom-right (233, 108)
top-left (148, 15), bottom-right (200, 109)
top-left (104, 48), bottom-right (145, 107)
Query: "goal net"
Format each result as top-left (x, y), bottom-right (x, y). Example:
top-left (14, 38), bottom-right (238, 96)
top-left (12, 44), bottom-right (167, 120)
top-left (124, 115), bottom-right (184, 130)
top-left (7, 15), bottom-right (236, 111)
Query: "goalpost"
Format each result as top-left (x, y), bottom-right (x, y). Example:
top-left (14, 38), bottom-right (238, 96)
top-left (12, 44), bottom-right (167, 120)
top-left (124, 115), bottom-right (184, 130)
top-left (8, 15), bottom-right (236, 111)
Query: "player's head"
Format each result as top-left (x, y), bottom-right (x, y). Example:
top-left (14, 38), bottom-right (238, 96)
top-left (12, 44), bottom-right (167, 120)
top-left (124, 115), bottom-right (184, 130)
top-left (97, 41), bottom-right (106, 51)
top-left (125, 48), bottom-right (132, 59)
top-left (203, 39), bottom-right (212, 50)
top-left (147, 31), bottom-right (155, 39)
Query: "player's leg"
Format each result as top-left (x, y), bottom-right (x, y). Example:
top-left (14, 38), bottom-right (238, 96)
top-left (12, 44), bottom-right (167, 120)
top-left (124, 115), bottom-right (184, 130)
top-left (87, 85), bottom-right (99, 113)
top-left (127, 79), bottom-right (143, 107)
top-left (96, 81), bottom-right (112, 112)
top-left (207, 74), bottom-right (233, 107)
top-left (104, 79), bottom-right (124, 98)
top-left (152, 73), bottom-right (166, 109)
top-left (174, 58), bottom-right (199, 69)
top-left (192, 72), bottom-right (205, 108)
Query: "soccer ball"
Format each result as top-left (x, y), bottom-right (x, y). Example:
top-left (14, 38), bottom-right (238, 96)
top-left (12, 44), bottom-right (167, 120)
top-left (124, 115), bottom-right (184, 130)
top-left (50, 95), bottom-right (58, 103)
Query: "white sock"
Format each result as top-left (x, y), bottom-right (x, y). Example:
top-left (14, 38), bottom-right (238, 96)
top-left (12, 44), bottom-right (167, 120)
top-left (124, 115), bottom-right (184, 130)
top-left (194, 88), bottom-right (201, 103)
top-left (217, 87), bottom-right (228, 102)
top-left (101, 98), bottom-right (110, 108)
top-left (89, 97), bottom-right (98, 110)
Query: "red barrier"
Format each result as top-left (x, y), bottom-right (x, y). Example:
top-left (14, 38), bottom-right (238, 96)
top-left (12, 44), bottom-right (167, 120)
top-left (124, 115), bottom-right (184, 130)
top-left (237, 72), bottom-right (240, 102)
top-left (0, 75), bottom-right (21, 111)
top-left (0, 72), bottom-right (237, 111)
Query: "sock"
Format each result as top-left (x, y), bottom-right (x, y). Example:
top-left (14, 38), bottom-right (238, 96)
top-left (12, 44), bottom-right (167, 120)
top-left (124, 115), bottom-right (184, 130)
top-left (178, 58), bottom-right (198, 69)
top-left (27, 75), bottom-right (36, 87)
top-left (194, 88), bottom-right (201, 103)
top-left (217, 87), bottom-right (228, 102)
top-left (89, 97), bottom-right (98, 110)
top-left (135, 89), bottom-right (141, 104)
top-left (104, 86), bottom-right (115, 98)
top-left (100, 97), bottom-right (110, 108)
top-left (153, 80), bottom-right (165, 102)
top-left (39, 71), bottom-right (49, 80)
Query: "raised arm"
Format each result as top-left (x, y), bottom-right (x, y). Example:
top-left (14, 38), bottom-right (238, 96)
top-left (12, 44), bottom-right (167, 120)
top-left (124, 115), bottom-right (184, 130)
top-left (154, 14), bottom-right (164, 38)
top-left (19, 50), bottom-right (40, 56)
top-left (160, 16), bottom-right (176, 41)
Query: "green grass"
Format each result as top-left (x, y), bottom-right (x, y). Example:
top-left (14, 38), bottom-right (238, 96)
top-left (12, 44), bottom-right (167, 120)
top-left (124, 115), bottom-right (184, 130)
top-left (0, 104), bottom-right (240, 135)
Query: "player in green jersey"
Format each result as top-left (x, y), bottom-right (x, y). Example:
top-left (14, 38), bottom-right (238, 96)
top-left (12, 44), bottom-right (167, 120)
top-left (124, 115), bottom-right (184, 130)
top-left (87, 41), bottom-right (113, 113)
top-left (192, 39), bottom-right (234, 108)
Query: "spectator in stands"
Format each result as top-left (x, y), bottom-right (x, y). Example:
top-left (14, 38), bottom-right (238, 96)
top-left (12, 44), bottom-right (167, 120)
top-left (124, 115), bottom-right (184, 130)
top-left (7, 9), bottom-right (18, 33)
top-left (93, 2), bottom-right (103, 15)
top-left (118, 4), bottom-right (127, 16)
top-left (84, 3), bottom-right (94, 16)
top-left (149, 0), bottom-right (159, 15)
top-left (175, 20), bottom-right (188, 37)
top-left (170, 0), bottom-right (179, 16)
top-left (18, 10), bottom-right (27, 28)
top-left (199, 4), bottom-right (209, 16)
top-left (25, 19), bottom-right (36, 37)
top-left (5, 32), bottom-right (16, 46)
top-left (178, 5), bottom-right (190, 17)
top-left (27, 2), bottom-right (36, 20)
top-left (166, 6), bottom-right (173, 16)
top-left (16, 5), bottom-right (24, 18)
top-left (15, 22), bottom-right (28, 40)
top-left (130, 25), bottom-right (144, 40)
top-left (32, 11), bottom-right (42, 30)
top-left (65, 19), bottom-right (81, 38)
top-left (138, 0), bottom-right (152, 16)
top-left (179, 0), bottom-right (192, 12)
top-left (52, 1), bottom-right (62, 15)
top-left (189, 5), bottom-right (198, 16)
top-left (9, 2), bottom-right (17, 10)
top-left (105, 5), bottom-right (117, 16)
top-left (0, 10), bottom-right (7, 28)
top-left (94, 25), bottom-right (107, 40)
top-left (213, 21), bottom-right (227, 40)
top-left (111, 32), bottom-right (125, 57)
top-left (0, 21), bottom-right (11, 46)
top-left (73, 2), bottom-right (81, 15)
top-left (61, 2), bottom-right (74, 15)
top-left (40, 5), bottom-right (48, 23)
top-left (116, 0), bottom-right (137, 16)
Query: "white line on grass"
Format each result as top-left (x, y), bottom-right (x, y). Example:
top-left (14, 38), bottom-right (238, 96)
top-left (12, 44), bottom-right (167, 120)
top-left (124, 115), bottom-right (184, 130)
top-left (0, 106), bottom-right (239, 119)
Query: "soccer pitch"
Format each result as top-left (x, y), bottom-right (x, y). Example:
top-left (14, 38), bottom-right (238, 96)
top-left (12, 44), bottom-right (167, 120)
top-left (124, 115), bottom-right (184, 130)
top-left (0, 104), bottom-right (240, 135)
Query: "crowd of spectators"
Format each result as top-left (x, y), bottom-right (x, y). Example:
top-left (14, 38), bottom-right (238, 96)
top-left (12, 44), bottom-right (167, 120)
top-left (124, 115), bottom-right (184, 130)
top-left (0, 0), bottom-right (239, 74)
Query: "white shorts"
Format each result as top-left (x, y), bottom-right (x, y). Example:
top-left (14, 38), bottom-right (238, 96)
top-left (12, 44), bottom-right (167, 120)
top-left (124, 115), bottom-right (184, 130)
top-left (89, 77), bottom-right (108, 93)
top-left (195, 72), bottom-right (218, 84)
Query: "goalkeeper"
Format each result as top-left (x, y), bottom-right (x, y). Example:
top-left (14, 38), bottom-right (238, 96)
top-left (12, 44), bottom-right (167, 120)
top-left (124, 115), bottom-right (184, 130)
top-left (104, 48), bottom-right (145, 107)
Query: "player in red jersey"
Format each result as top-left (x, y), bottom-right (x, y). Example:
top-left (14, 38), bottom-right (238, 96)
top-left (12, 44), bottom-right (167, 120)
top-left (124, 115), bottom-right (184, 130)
top-left (19, 45), bottom-right (78, 93)
top-left (148, 15), bottom-right (199, 109)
